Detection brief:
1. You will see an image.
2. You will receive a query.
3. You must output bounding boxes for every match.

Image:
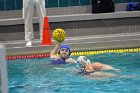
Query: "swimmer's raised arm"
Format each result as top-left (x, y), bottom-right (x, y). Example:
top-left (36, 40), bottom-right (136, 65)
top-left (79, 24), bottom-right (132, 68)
top-left (50, 42), bottom-right (62, 59)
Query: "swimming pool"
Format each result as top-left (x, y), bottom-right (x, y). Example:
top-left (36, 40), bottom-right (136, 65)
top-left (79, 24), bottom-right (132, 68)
top-left (7, 52), bottom-right (140, 93)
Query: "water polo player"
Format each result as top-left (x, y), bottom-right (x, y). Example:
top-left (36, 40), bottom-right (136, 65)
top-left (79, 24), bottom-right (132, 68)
top-left (77, 56), bottom-right (119, 77)
top-left (50, 42), bottom-right (77, 65)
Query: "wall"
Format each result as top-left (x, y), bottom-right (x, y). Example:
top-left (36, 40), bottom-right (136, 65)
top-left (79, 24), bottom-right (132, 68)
top-left (0, 0), bottom-right (140, 42)
top-left (1, 16), bottom-right (140, 41)
top-left (0, 0), bottom-right (139, 11)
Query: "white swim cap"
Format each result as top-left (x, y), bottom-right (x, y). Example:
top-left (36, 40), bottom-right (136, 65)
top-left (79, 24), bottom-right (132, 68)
top-left (77, 56), bottom-right (91, 66)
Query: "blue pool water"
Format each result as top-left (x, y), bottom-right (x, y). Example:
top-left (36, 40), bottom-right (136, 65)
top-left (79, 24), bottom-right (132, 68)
top-left (7, 52), bottom-right (140, 93)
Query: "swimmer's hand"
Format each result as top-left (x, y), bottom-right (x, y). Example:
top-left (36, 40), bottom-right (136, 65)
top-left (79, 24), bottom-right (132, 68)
top-left (66, 58), bottom-right (77, 63)
top-left (109, 67), bottom-right (121, 72)
top-left (113, 68), bottom-right (121, 72)
top-left (55, 41), bottom-right (63, 46)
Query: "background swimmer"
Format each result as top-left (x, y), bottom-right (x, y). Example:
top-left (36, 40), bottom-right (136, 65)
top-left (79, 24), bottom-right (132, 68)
top-left (77, 56), bottom-right (119, 79)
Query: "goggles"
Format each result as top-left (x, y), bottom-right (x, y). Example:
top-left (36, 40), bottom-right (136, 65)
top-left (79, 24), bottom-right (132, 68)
top-left (60, 48), bottom-right (69, 53)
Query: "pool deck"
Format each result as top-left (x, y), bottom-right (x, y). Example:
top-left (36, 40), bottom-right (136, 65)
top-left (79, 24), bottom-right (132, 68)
top-left (2, 32), bottom-right (140, 56)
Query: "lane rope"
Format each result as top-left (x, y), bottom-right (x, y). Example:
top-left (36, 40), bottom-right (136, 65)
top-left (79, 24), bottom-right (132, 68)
top-left (6, 48), bottom-right (140, 60)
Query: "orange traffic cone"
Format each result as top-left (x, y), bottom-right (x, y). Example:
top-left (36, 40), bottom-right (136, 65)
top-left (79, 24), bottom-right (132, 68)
top-left (41, 16), bottom-right (52, 46)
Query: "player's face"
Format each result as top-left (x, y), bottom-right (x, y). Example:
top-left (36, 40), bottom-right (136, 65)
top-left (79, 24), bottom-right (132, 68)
top-left (60, 48), bottom-right (69, 58)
